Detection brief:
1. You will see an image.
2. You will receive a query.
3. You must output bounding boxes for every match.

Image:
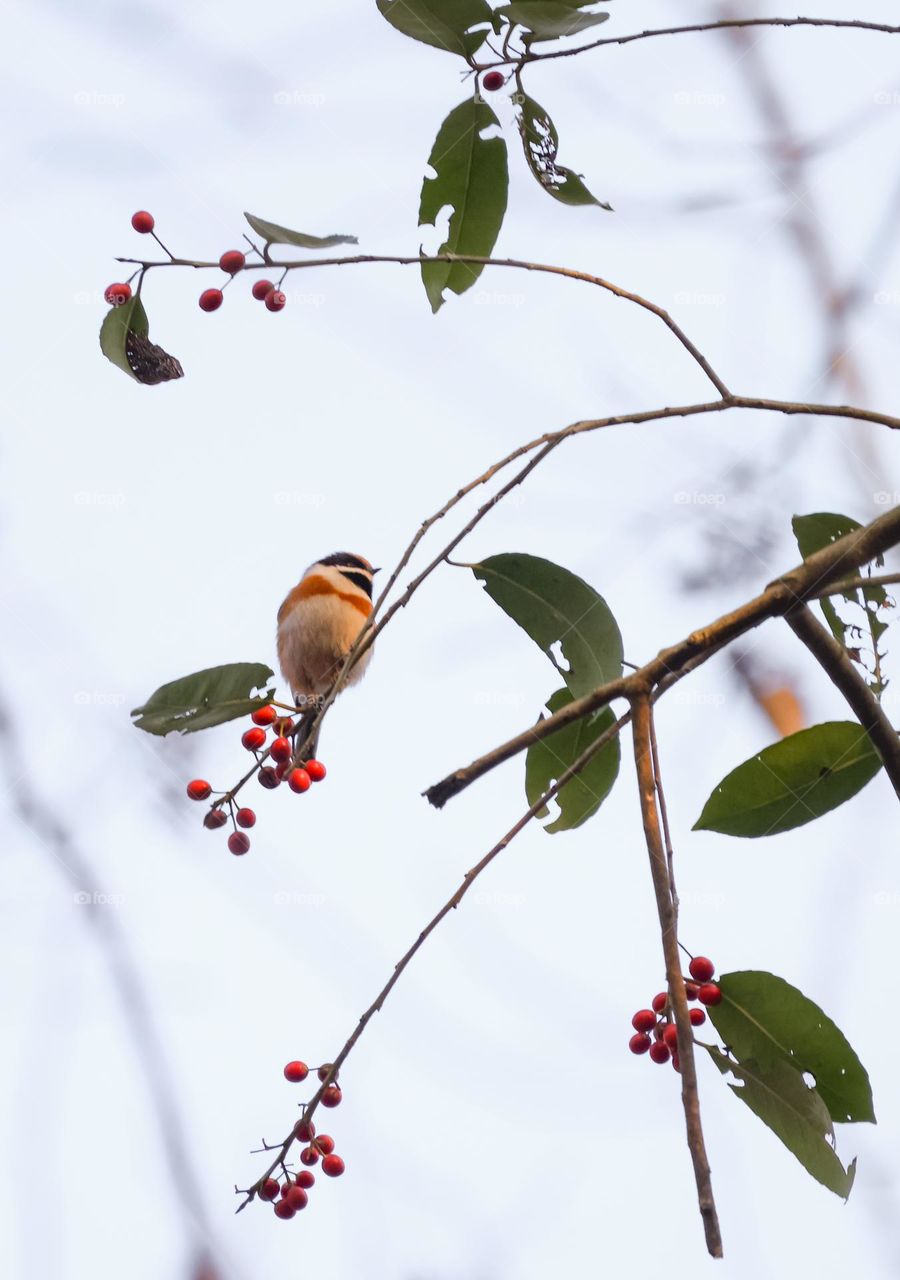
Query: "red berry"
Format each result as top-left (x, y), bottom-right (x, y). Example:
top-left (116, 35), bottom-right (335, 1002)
top-left (631, 1009), bottom-right (656, 1034)
top-left (274, 717), bottom-right (294, 736)
top-left (294, 1119), bottom-right (315, 1143)
top-left (317, 1063), bottom-right (335, 1082)
top-left (285, 1185), bottom-right (308, 1211)
top-left (242, 727), bottom-right (267, 752)
top-left (649, 1041), bottom-right (671, 1065)
top-left (685, 982), bottom-right (700, 1001)
top-left (284, 1060), bottom-right (309, 1083)
top-left (252, 278), bottom-right (274, 301)
top-left (662, 1023), bottom-right (679, 1050)
top-left (270, 736), bottom-right (292, 763)
top-left (288, 767), bottom-right (311, 793)
top-left (258, 766), bottom-right (280, 790)
top-left (203, 809), bottom-right (228, 830)
top-left (295, 1170), bottom-right (315, 1189)
top-left (322, 1154), bottom-right (345, 1178)
top-left (321, 1085), bottom-right (342, 1108)
top-left (315, 1134), bottom-right (335, 1155)
top-left (689, 956), bottom-right (715, 983)
top-left (482, 70), bottom-right (505, 92)
top-left (131, 210), bottom-right (155, 233)
top-left (651, 992), bottom-right (668, 1013)
top-left (186, 779), bottom-right (211, 801)
top-left (252, 705), bottom-right (278, 727)
top-left (265, 288), bottom-right (287, 312)
top-left (236, 807), bottom-right (256, 829)
top-left (629, 1033), bottom-right (651, 1055)
top-left (275, 762), bottom-right (292, 781)
top-left (228, 831), bottom-right (250, 856)
top-left (698, 983), bottom-right (722, 1006)
top-left (305, 759), bottom-right (327, 782)
top-left (273, 1199), bottom-right (295, 1219)
top-left (299, 1146), bottom-right (319, 1167)
top-left (279, 1181), bottom-right (291, 1198)
top-left (104, 282), bottom-right (132, 306)
top-left (199, 288), bottom-right (224, 312)
top-left (219, 249), bottom-right (246, 274)
top-left (672, 1053), bottom-right (681, 1072)
top-left (690, 1008), bottom-right (707, 1027)
top-left (258, 1178), bottom-right (279, 1202)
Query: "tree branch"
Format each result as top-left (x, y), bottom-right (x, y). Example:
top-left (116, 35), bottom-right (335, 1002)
top-left (784, 604), bottom-right (900, 797)
top-left (425, 504), bottom-right (900, 806)
top-left (631, 694), bottom-right (722, 1258)
top-left (509, 17), bottom-right (900, 66)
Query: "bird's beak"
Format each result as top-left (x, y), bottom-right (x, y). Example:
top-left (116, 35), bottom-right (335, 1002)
top-left (372, 567), bottom-right (381, 575)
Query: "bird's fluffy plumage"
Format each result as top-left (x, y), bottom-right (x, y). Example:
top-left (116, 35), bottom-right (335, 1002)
top-left (277, 553), bottom-right (376, 702)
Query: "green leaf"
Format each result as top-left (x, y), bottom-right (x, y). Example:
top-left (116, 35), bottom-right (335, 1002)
top-left (693, 721), bottom-right (882, 837)
top-left (418, 97), bottom-right (508, 312)
top-left (376, 0), bottom-right (492, 57)
top-left (708, 971), bottom-right (875, 1124)
top-left (100, 294), bottom-right (149, 379)
top-left (244, 212), bottom-right (358, 250)
top-left (516, 92), bottom-right (611, 209)
top-left (706, 1046), bottom-right (857, 1199)
top-left (497, 2), bottom-right (610, 40)
top-left (131, 663), bottom-right (275, 735)
top-left (469, 553), bottom-right (623, 698)
top-left (525, 689), bottom-right (620, 831)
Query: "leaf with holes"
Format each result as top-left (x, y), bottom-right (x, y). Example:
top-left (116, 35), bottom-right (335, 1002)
top-left (525, 689), bottom-right (619, 831)
top-left (708, 971), bottom-right (874, 1123)
top-left (376, 0), bottom-right (492, 56)
top-left (793, 511), bottom-right (889, 693)
top-left (516, 92), bottom-right (611, 208)
top-left (497, 2), bottom-right (610, 40)
top-left (131, 663), bottom-right (275, 735)
top-left (469, 553), bottom-right (623, 698)
top-left (100, 294), bottom-right (148, 378)
top-left (692, 721), bottom-right (882, 837)
top-left (244, 213), bottom-right (358, 250)
top-left (706, 1047), bottom-right (857, 1198)
top-left (418, 97), bottom-right (508, 312)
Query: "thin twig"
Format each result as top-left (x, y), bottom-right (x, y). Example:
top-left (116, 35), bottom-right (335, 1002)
top-left (649, 701), bottom-right (678, 909)
top-left (504, 17), bottom-right (900, 67)
top-left (631, 694), bottom-right (722, 1258)
top-left (783, 604), bottom-right (900, 797)
top-left (426, 505), bottom-right (900, 806)
top-left (237, 708), bottom-right (629, 1210)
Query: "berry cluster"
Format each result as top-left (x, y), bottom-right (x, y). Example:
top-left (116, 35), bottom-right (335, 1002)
top-left (104, 210), bottom-right (291, 317)
top-left (254, 1061), bottom-right (347, 1220)
top-left (628, 956), bottom-right (721, 1071)
top-left (185, 704), bottom-right (327, 854)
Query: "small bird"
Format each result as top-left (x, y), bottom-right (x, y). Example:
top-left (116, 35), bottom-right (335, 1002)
top-left (276, 552), bottom-right (378, 754)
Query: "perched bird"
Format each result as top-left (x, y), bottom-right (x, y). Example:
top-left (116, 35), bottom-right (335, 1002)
top-left (277, 552), bottom-right (378, 753)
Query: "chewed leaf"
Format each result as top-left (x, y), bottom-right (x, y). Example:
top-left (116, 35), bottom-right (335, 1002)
top-left (708, 971), bottom-right (875, 1124)
top-left (707, 1047), bottom-right (857, 1199)
top-left (469, 553), bottom-right (623, 699)
top-left (525, 689), bottom-right (620, 831)
top-left (418, 97), bottom-right (508, 311)
top-left (516, 93), bottom-right (611, 208)
top-left (244, 212), bottom-right (358, 250)
top-left (131, 663), bottom-right (275, 735)
top-left (377, 0), bottom-right (492, 57)
top-left (100, 294), bottom-right (149, 379)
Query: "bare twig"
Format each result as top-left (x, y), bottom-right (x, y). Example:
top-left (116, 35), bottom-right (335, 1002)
top-left (426, 504), bottom-right (900, 806)
top-left (784, 604), bottom-right (900, 796)
top-left (237, 707), bottom-right (630, 1209)
top-left (504, 17), bottom-right (900, 66)
top-left (631, 694), bottom-right (722, 1258)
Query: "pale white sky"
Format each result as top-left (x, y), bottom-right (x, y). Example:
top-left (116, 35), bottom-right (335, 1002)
top-left (1, 1), bottom-right (900, 1277)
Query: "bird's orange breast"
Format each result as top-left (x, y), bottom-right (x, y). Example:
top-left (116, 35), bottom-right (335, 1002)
top-left (278, 575), bottom-right (373, 622)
